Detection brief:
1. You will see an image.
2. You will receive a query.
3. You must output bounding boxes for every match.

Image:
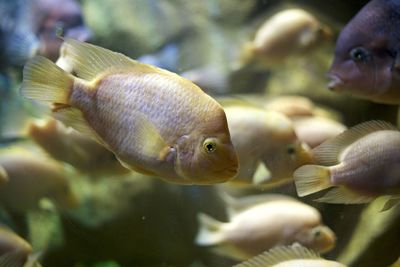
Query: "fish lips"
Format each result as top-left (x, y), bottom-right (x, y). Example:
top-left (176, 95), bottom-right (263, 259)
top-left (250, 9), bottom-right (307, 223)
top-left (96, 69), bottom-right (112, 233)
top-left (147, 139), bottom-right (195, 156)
top-left (326, 73), bottom-right (345, 91)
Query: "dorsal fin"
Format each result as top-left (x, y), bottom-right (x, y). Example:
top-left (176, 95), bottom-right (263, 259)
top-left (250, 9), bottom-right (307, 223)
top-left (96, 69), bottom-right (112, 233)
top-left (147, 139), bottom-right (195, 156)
top-left (221, 192), bottom-right (296, 219)
top-left (233, 244), bottom-right (321, 267)
top-left (313, 120), bottom-right (397, 166)
top-left (57, 38), bottom-right (159, 81)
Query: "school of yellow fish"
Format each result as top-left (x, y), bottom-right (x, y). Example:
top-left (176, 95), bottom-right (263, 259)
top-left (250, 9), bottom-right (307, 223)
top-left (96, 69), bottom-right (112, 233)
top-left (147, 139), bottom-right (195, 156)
top-left (0, 2), bottom-right (398, 266)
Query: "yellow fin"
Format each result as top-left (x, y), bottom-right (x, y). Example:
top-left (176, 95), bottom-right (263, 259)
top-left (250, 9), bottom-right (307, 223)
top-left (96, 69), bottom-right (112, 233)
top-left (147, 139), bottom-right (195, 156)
top-left (0, 250), bottom-right (27, 267)
top-left (380, 195), bottom-right (400, 212)
top-left (313, 120), bottom-right (397, 166)
top-left (233, 244), bottom-right (321, 267)
top-left (315, 187), bottom-right (374, 204)
top-left (195, 213), bottom-right (224, 246)
top-left (53, 108), bottom-right (104, 146)
top-left (294, 165), bottom-right (331, 197)
top-left (21, 56), bottom-right (74, 104)
top-left (58, 38), bottom-right (158, 81)
top-left (252, 163), bottom-right (271, 185)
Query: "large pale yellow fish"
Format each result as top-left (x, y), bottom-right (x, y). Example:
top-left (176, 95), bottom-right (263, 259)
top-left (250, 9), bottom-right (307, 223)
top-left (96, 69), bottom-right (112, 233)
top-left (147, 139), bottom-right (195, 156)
top-left (240, 8), bottom-right (332, 68)
top-left (294, 120), bottom-right (400, 210)
top-left (195, 194), bottom-right (335, 260)
top-left (233, 244), bottom-right (346, 267)
top-left (21, 39), bottom-right (238, 185)
top-left (0, 148), bottom-right (78, 213)
top-left (224, 106), bottom-right (312, 187)
top-left (27, 118), bottom-right (129, 177)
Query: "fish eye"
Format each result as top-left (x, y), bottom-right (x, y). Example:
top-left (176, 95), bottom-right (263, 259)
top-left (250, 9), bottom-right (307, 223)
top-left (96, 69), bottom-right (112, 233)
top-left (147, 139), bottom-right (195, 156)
top-left (350, 47), bottom-right (370, 62)
top-left (203, 139), bottom-right (217, 153)
top-left (286, 145), bottom-right (296, 155)
top-left (313, 229), bottom-right (322, 238)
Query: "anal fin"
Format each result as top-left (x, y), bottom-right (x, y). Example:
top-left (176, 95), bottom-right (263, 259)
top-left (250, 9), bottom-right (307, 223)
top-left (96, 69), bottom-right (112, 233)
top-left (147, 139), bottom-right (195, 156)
top-left (316, 187), bottom-right (374, 204)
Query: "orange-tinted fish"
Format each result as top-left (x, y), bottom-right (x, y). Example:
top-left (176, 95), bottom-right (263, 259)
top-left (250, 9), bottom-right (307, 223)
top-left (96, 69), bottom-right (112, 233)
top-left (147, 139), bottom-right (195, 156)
top-left (27, 118), bottom-right (129, 176)
top-left (195, 194), bottom-right (335, 260)
top-left (294, 120), bottom-right (400, 210)
top-left (21, 39), bottom-right (238, 185)
top-left (234, 244), bottom-right (346, 267)
top-left (0, 148), bottom-right (78, 213)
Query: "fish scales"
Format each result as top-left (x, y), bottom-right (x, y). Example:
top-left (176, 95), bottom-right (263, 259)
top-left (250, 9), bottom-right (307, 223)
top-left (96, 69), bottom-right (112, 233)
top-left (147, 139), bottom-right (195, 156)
top-left (332, 131), bottom-right (400, 193)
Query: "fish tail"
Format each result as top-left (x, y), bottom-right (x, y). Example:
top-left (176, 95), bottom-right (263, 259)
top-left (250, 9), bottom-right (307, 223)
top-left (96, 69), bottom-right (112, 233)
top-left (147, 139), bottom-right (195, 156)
top-left (21, 56), bottom-right (74, 105)
top-left (195, 213), bottom-right (224, 246)
top-left (294, 165), bottom-right (331, 197)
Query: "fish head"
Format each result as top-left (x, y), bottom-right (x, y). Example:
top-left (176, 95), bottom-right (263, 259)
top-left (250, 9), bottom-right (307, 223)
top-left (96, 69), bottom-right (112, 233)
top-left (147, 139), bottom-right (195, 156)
top-left (176, 112), bottom-right (238, 184)
top-left (262, 132), bottom-right (313, 181)
top-left (328, 23), bottom-right (394, 101)
top-left (297, 225), bottom-right (336, 254)
top-left (36, 0), bottom-right (92, 61)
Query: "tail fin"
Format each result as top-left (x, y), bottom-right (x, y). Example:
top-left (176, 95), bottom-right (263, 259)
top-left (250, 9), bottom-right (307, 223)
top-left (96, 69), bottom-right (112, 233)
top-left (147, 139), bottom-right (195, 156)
top-left (294, 165), bottom-right (331, 197)
top-left (21, 56), bottom-right (74, 104)
top-left (195, 213), bottom-right (224, 246)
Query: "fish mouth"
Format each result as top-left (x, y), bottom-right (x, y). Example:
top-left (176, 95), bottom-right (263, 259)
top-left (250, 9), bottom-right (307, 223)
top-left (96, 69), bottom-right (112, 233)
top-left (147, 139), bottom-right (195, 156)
top-left (327, 73), bottom-right (345, 91)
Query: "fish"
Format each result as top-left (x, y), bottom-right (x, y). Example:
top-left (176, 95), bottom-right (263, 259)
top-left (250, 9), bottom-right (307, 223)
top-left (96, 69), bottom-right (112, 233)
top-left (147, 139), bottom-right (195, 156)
top-left (0, 250), bottom-right (42, 267)
top-left (233, 244), bottom-right (346, 267)
top-left (240, 8), bottom-right (332, 69)
top-left (224, 106), bottom-right (313, 187)
top-left (0, 0), bottom-right (40, 68)
top-left (0, 148), bottom-right (78, 213)
top-left (292, 116), bottom-right (347, 148)
top-left (263, 95), bottom-right (316, 117)
top-left (34, 0), bottom-right (92, 61)
top-left (327, 0), bottom-right (400, 104)
top-left (21, 39), bottom-right (238, 185)
top-left (27, 118), bottom-right (129, 177)
top-left (195, 194), bottom-right (336, 260)
top-left (0, 224), bottom-right (43, 267)
top-left (294, 120), bottom-right (400, 210)
top-left (263, 95), bottom-right (344, 122)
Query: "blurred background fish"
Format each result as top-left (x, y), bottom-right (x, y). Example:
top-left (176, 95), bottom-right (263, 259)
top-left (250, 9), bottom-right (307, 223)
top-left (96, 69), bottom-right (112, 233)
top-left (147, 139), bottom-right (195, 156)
top-left (0, 148), bottom-right (78, 214)
top-left (195, 194), bottom-right (335, 261)
top-left (239, 8), bottom-right (332, 69)
top-left (27, 118), bottom-right (129, 177)
top-left (224, 105), bottom-right (313, 187)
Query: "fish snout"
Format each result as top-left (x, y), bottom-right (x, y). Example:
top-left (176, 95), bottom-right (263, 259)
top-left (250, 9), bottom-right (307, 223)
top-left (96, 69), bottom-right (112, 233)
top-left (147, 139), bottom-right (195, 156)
top-left (327, 73), bottom-right (344, 91)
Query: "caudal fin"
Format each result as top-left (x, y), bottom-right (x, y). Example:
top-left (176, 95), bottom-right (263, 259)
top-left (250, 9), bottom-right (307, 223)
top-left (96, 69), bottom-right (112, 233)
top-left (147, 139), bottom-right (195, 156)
top-left (294, 165), bottom-right (331, 197)
top-left (21, 56), bottom-right (74, 104)
top-left (195, 213), bottom-right (224, 246)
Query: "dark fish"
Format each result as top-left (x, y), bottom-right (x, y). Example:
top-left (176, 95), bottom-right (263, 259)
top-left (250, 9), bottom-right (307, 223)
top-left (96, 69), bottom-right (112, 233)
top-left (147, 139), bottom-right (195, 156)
top-left (328, 0), bottom-right (400, 104)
